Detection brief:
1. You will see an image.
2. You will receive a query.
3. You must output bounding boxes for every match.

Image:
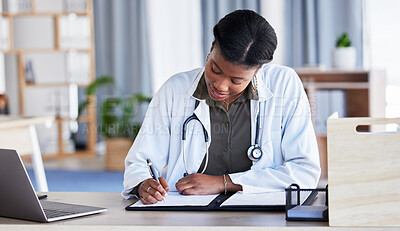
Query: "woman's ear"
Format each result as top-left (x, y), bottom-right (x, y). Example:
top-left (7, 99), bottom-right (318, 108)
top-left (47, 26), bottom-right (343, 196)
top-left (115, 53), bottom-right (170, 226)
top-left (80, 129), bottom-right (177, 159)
top-left (210, 42), bottom-right (215, 53)
top-left (254, 65), bottom-right (262, 76)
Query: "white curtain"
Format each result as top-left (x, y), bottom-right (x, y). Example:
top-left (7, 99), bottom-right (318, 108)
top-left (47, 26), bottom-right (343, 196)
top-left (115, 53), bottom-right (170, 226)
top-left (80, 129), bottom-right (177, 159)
top-left (201, 0), bottom-right (260, 61)
top-left (284, 0), bottom-right (364, 68)
top-left (260, 0), bottom-right (286, 65)
top-left (94, 0), bottom-right (203, 95)
top-left (146, 0), bottom-right (203, 93)
top-left (94, 0), bottom-right (152, 96)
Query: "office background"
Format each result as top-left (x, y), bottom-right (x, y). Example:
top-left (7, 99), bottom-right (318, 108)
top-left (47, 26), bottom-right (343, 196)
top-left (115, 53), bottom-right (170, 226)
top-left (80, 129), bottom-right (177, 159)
top-left (0, 0), bottom-right (399, 192)
top-left (93, 0), bottom-right (399, 119)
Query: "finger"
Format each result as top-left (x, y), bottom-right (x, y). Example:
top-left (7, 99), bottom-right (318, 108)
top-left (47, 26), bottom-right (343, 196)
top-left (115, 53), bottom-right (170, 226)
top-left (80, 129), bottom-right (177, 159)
top-left (140, 195), bottom-right (151, 204)
top-left (145, 187), bottom-right (164, 201)
top-left (158, 177), bottom-right (169, 193)
top-left (181, 188), bottom-right (196, 195)
top-left (138, 180), bottom-right (152, 195)
top-left (148, 179), bottom-right (167, 196)
top-left (140, 191), bottom-right (159, 204)
top-left (176, 180), bottom-right (194, 194)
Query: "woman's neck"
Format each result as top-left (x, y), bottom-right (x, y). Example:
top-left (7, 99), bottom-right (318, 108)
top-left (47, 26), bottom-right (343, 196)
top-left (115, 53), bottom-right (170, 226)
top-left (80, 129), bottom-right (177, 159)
top-left (221, 91), bottom-right (244, 110)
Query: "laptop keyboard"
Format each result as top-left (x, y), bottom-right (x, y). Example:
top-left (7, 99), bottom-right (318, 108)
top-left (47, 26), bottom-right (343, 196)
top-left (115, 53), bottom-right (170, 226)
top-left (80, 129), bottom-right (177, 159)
top-left (43, 208), bottom-right (80, 219)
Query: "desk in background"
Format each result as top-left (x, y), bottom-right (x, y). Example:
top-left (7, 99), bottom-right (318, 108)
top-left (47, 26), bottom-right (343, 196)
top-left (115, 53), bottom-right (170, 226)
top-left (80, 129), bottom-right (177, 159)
top-left (295, 69), bottom-right (386, 177)
top-left (0, 115), bottom-right (54, 192)
top-left (0, 192), bottom-right (398, 230)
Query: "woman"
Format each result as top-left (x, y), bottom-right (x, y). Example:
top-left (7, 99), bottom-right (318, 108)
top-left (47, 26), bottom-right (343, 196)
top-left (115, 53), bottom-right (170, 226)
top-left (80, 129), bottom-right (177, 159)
top-left (122, 10), bottom-right (320, 204)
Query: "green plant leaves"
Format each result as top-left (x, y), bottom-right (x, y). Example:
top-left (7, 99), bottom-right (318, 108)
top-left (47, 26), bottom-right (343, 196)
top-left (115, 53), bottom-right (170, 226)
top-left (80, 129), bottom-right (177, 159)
top-left (336, 33), bottom-right (351, 48)
top-left (100, 94), bottom-right (151, 138)
top-left (77, 75), bottom-right (151, 139)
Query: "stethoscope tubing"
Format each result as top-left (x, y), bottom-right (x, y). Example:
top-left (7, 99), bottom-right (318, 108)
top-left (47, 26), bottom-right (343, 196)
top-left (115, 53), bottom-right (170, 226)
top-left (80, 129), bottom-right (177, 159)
top-left (181, 100), bottom-right (261, 176)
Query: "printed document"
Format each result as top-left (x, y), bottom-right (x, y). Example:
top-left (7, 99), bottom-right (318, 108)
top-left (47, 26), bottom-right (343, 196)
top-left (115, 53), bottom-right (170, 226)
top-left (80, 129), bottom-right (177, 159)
top-left (220, 191), bottom-right (312, 207)
top-left (129, 191), bottom-right (219, 207)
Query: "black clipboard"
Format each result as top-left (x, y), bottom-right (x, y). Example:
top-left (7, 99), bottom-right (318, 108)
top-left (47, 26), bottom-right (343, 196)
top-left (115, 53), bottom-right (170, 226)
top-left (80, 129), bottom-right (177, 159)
top-left (125, 189), bottom-right (317, 212)
top-left (125, 193), bottom-right (233, 211)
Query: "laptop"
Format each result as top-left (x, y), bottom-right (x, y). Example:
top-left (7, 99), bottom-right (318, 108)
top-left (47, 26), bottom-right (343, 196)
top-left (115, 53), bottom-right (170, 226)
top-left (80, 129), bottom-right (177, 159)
top-left (0, 149), bottom-right (107, 222)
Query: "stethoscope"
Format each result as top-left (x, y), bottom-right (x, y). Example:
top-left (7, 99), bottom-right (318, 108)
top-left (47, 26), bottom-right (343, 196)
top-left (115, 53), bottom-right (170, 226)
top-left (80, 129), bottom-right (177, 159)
top-left (181, 100), bottom-right (262, 176)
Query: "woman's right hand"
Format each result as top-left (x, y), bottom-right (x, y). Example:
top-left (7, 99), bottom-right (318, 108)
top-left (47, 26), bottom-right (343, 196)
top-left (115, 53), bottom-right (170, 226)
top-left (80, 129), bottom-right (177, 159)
top-left (138, 177), bottom-right (169, 204)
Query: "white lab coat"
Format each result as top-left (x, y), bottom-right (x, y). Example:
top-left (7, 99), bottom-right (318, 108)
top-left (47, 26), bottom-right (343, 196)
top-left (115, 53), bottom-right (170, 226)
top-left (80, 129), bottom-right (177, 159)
top-left (122, 64), bottom-right (320, 199)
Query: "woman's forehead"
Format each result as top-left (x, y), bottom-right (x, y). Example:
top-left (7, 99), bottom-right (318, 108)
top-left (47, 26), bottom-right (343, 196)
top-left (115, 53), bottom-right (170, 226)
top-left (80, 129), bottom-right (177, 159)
top-left (210, 48), bottom-right (258, 78)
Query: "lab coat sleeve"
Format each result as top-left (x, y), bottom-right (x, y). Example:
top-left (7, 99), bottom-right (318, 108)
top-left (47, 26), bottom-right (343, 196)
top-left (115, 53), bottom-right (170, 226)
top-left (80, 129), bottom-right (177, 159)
top-left (122, 81), bottom-right (173, 199)
top-left (229, 69), bottom-right (321, 193)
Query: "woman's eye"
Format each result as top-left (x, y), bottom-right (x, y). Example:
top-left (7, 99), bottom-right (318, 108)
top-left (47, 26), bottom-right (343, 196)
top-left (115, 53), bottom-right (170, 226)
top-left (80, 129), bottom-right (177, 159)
top-left (211, 66), bottom-right (221, 74)
top-left (231, 80), bottom-right (242, 85)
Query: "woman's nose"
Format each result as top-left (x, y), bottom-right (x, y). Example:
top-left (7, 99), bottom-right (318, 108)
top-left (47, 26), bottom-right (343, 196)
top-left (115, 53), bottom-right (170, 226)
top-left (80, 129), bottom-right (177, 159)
top-left (214, 79), bottom-right (229, 92)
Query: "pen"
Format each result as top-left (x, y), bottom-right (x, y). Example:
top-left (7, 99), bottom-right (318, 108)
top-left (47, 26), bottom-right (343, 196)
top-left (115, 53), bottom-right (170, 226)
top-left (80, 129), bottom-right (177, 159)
top-left (37, 194), bottom-right (47, 200)
top-left (146, 159), bottom-right (165, 202)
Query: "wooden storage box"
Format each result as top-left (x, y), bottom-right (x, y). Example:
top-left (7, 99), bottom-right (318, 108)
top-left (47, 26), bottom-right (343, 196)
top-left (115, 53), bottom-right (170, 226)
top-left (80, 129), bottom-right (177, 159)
top-left (327, 113), bottom-right (400, 227)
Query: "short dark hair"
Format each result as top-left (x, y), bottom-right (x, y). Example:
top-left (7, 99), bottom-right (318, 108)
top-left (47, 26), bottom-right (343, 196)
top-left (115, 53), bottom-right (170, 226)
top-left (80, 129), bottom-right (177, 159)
top-left (213, 9), bottom-right (277, 67)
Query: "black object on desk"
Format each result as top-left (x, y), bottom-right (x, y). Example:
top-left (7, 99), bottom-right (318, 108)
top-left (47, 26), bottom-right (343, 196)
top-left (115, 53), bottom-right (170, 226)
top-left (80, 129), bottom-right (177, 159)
top-left (126, 190), bottom-right (318, 212)
top-left (285, 184), bottom-right (328, 222)
top-left (37, 194), bottom-right (48, 200)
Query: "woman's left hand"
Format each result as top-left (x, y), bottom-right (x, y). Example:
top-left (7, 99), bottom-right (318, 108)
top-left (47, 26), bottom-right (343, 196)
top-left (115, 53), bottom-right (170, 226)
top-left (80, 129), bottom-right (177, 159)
top-left (175, 173), bottom-right (224, 195)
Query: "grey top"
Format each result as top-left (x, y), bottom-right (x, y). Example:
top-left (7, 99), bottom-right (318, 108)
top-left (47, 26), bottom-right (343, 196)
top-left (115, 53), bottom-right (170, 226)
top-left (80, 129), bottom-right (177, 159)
top-left (193, 74), bottom-right (258, 175)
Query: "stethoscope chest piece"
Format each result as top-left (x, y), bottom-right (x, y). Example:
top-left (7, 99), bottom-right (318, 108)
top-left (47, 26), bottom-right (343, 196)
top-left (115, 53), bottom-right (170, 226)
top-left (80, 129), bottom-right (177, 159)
top-left (247, 145), bottom-right (262, 161)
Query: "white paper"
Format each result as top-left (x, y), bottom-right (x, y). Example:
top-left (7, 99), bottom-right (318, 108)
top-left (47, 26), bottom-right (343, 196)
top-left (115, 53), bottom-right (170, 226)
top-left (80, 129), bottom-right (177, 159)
top-left (220, 191), bottom-right (312, 207)
top-left (130, 191), bottom-right (219, 207)
top-left (287, 205), bottom-right (327, 218)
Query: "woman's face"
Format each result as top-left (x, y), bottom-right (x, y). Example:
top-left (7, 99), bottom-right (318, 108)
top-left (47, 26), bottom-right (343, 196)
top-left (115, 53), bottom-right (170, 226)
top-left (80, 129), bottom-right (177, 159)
top-left (204, 46), bottom-right (259, 102)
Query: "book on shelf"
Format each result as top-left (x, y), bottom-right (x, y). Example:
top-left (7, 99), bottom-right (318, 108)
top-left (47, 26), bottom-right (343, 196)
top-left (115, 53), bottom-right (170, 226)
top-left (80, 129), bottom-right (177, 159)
top-left (0, 16), bottom-right (9, 50)
top-left (59, 15), bottom-right (90, 49)
top-left (2, 0), bottom-right (31, 13)
top-left (66, 51), bottom-right (90, 85)
top-left (63, 0), bottom-right (87, 12)
top-left (23, 53), bottom-right (67, 84)
top-left (24, 59), bottom-right (35, 84)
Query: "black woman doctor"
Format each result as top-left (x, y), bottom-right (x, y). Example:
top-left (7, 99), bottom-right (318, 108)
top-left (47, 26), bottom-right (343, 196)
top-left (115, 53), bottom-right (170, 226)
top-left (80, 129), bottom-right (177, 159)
top-left (122, 9), bottom-right (321, 204)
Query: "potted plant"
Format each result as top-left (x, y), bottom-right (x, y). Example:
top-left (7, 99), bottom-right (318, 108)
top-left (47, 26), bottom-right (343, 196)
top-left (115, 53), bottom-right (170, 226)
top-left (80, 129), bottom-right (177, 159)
top-left (71, 76), bottom-right (114, 151)
top-left (77, 76), bottom-right (151, 171)
top-left (332, 33), bottom-right (357, 69)
top-left (100, 93), bottom-right (151, 171)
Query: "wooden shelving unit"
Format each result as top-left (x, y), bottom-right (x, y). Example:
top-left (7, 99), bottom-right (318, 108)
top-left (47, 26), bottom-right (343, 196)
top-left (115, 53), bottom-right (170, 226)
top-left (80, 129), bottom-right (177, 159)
top-left (0, 0), bottom-right (96, 158)
top-left (295, 69), bottom-right (386, 177)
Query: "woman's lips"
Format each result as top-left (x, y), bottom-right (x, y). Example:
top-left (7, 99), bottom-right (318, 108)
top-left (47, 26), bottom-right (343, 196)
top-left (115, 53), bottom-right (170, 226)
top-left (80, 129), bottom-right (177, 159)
top-left (208, 85), bottom-right (228, 100)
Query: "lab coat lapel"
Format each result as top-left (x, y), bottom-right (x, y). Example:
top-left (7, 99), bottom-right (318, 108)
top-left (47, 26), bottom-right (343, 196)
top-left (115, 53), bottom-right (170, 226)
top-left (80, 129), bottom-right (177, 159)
top-left (193, 100), bottom-right (211, 142)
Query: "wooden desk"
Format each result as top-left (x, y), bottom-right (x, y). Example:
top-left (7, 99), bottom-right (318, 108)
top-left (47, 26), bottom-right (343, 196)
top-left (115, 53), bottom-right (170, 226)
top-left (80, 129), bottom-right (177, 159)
top-left (0, 115), bottom-right (54, 192)
top-left (0, 192), bottom-right (397, 230)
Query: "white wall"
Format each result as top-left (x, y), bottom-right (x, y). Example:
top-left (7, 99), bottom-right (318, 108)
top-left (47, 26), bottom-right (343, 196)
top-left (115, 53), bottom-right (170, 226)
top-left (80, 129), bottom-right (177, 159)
top-left (146, 0), bottom-right (203, 93)
top-left (0, 53), bottom-right (5, 94)
top-left (364, 0), bottom-right (400, 117)
top-left (260, 0), bottom-right (286, 65)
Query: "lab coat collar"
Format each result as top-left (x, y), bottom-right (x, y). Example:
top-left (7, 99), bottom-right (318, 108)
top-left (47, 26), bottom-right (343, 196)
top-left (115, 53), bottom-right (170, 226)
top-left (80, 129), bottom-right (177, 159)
top-left (255, 65), bottom-right (274, 101)
top-left (187, 68), bottom-right (205, 99)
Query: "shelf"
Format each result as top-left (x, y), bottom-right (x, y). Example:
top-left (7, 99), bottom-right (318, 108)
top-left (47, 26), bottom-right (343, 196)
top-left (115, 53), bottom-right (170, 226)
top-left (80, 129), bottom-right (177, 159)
top-left (296, 69), bottom-right (386, 178)
top-left (1, 12), bottom-right (89, 17)
top-left (1, 0), bottom-right (96, 158)
top-left (296, 69), bottom-right (369, 82)
top-left (25, 82), bottom-right (90, 88)
top-left (302, 82), bottom-right (370, 90)
top-left (2, 48), bottom-right (91, 53)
